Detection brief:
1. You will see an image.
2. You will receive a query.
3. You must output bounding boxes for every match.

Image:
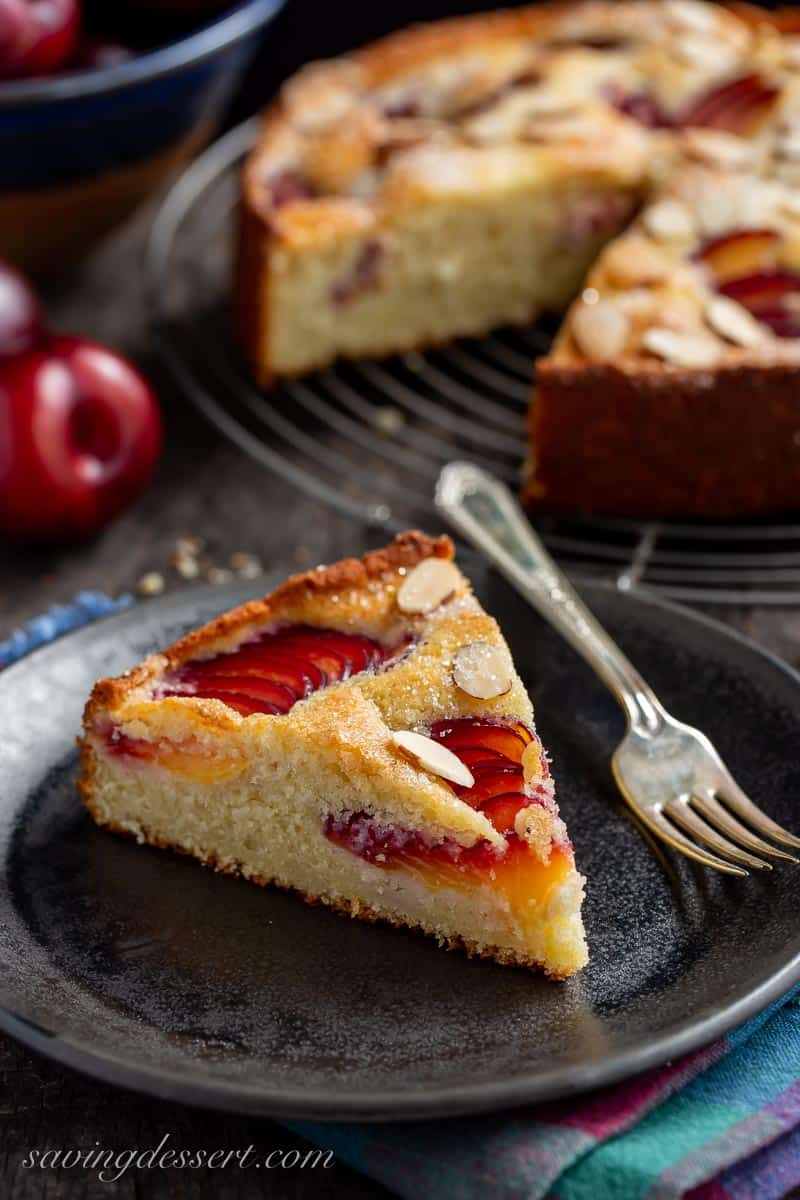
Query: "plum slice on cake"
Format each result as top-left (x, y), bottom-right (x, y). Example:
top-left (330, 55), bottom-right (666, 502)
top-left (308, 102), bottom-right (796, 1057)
top-left (79, 532), bottom-right (587, 977)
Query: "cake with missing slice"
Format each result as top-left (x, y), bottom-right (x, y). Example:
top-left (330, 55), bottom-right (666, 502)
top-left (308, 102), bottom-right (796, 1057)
top-left (235, 0), bottom-right (798, 385)
top-left (79, 533), bottom-right (587, 977)
top-left (236, 0), bottom-right (800, 517)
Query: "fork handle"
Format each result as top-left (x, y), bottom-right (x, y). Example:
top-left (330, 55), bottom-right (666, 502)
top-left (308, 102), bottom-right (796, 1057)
top-left (436, 462), bottom-right (665, 735)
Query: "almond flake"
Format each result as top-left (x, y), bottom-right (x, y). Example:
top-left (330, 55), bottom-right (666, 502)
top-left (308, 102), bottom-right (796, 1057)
top-left (603, 237), bottom-right (671, 287)
top-left (673, 36), bottom-right (737, 73)
top-left (705, 295), bottom-right (766, 347)
top-left (683, 129), bottom-right (756, 172)
top-left (571, 299), bottom-right (630, 361)
top-left (391, 730), bottom-right (474, 788)
top-left (642, 198), bottom-right (696, 241)
top-left (737, 180), bottom-right (784, 230)
top-left (465, 91), bottom-right (569, 145)
top-left (452, 641), bottom-right (513, 700)
top-left (694, 186), bottom-right (738, 237)
top-left (642, 327), bottom-right (721, 368)
top-left (666, 0), bottom-right (717, 33)
top-left (396, 558), bottom-right (461, 614)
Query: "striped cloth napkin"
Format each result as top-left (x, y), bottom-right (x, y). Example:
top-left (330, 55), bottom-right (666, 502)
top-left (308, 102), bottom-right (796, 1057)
top-left (290, 987), bottom-right (800, 1199)
top-left (0, 591), bottom-right (132, 667)
top-left (3, 595), bottom-right (799, 1200)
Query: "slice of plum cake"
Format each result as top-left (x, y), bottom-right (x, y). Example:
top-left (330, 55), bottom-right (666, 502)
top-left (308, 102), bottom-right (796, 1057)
top-left (79, 532), bottom-right (587, 977)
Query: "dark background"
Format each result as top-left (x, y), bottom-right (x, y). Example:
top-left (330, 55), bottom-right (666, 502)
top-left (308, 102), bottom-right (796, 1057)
top-left (248, 0), bottom-right (509, 82)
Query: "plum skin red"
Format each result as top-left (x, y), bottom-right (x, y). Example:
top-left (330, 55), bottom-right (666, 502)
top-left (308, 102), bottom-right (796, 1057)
top-left (0, 0), bottom-right (81, 79)
top-left (0, 335), bottom-right (162, 541)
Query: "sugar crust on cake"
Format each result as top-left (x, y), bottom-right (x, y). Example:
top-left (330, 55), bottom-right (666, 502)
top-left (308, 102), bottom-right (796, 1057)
top-left (78, 532), bottom-right (588, 978)
top-left (236, 0), bottom-right (800, 383)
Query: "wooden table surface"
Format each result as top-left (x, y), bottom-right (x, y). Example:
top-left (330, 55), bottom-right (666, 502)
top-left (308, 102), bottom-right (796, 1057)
top-left (2, 196), bottom-right (800, 1200)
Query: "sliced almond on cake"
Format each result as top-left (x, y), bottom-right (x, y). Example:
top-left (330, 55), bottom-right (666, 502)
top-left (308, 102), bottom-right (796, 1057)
top-left (683, 129), bottom-right (757, 172)
top-left (453, 641), bottom-right (513, 699)
top-left (396, 558), bottom-right (461, 613)
top-left (642, 326), bottom-right (721, 367)
top-left (603, 237), bottom-right (672, 287)
top-left (571, 299), bottom-right (630, 361)
top-left (79, 534), bottom-right (589, 978)
top-left (390, 729), bottom-right (475, 787)
top-left (705, 295), bottom-right (767, 346)
top-left (643, 198), bottom-right (696, 241)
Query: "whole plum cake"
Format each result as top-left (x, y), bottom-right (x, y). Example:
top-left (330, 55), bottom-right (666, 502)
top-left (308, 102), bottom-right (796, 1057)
top-left (79, 533), bottom-right (587, 978)
top-left (236, 1), bottom-right (800, 517)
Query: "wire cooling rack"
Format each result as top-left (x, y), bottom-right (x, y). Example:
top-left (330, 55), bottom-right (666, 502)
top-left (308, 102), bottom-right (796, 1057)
top-left (146, 118), bottom-right (800, 607)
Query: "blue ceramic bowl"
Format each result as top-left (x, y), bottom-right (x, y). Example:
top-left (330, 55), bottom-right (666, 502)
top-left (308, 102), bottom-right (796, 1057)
top-left (0, 0), bottom-right (285, 274)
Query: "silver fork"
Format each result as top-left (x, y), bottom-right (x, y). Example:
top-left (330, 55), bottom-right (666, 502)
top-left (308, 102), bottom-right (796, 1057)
top-left (436, 461), bottom-right (800, 877)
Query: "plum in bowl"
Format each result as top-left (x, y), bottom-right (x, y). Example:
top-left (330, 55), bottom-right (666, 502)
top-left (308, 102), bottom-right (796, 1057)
top-left (0, 0), bottom-right (285, 273)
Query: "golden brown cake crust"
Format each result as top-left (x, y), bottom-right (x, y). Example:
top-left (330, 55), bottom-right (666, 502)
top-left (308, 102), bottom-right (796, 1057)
top-left (236, 1), bottom-right (641, 384)
top-left (78, 533), bottom-right (587, 977)
top-left (79, 527), bottom-right (534, 857)
top-left (83, 531), bottom-right (453, 727)
top-left (165, 526), bottom-right (451, 662)
top-left (241, 0), bottom-right (793, 210)
top-left (238, 1), bottom-right (800, 519)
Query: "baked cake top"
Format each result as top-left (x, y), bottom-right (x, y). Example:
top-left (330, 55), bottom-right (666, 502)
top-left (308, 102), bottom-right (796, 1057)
top-left (79, 533), bottom-right (586, 976)
top-left (81, 533), bottom-right (556, 852)
top-left (240, 1), bottom-right (800, 372)
top-left (548, 163), bottom-right (800, 370)
top-left (245, 1), bottom-right (798, 227)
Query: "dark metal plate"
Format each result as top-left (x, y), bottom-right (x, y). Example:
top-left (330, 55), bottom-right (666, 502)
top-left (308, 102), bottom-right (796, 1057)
top-left (0, 571), bottom-right (798, 1120)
